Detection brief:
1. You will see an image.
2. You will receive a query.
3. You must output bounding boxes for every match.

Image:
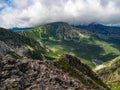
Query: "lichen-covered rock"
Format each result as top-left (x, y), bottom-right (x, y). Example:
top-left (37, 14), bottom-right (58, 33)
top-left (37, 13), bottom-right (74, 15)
top-left (0, 54), bottom-right (110, 90)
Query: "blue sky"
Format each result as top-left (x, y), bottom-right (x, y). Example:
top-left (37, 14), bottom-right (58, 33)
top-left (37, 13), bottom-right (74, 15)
top-left (4, 0), bottom-right (13, 6)
top-left (0, 0), bottom-right (120, 28)
top-left (0, 0), bottom-right (12, 11)
top-left (0, 7), bottom-right (4, 11)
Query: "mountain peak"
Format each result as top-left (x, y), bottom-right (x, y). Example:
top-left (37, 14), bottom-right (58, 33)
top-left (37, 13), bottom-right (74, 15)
top-left (46, 22), bottom-right (69, 26)
top-left (88, 23), bottom-right (104, 27)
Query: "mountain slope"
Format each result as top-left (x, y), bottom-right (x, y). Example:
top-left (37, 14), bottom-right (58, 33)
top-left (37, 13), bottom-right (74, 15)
top-left (76, 23), bottom-right (120, 39)
top-left (0, 54), bottom-right (110, 90)
top-left (17, 22), bottom-right (120, 67)
top-left (76, 24), bottom-right (120, 50)
top-left (96, 56), bottom-right (120, 90)
top-left (0, 27), bottom-right (51, 60)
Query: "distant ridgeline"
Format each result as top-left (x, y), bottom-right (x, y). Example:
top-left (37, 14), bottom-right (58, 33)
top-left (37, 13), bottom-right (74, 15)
top-left (9, 27), bottom-right (32, 31)
top-left (76, 23), bottom-right (120, 39)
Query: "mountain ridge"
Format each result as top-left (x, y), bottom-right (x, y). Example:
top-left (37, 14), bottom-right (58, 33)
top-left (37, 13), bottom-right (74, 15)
top-left (0, 27), bottom-right (52, 60)
top-left (0, 54), bottom-right (110, 90)
top-left (0, 22), bottom-right (119, 90)
top-left (76, 23), bottom-right (120, 39)
top-left (17, 22), bottom-right (120, 67)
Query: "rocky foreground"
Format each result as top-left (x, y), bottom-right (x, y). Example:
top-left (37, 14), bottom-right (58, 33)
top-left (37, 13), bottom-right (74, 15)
top-left (0, 54), bottom-right (110, 90)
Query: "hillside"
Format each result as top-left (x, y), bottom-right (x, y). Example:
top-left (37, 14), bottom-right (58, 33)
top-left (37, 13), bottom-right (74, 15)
top-left (96, 56), bottom-right (120, 90)
top-left (76, 23), bottom-right (120, 39)
top-left (76, 24), bottom-right (120, 49)
top-left (0, 27), bottom-right (52, 60)
top-left (0, 54), bottom-right (110, 90)
top-left (17, 22), bottom-right (120, 67)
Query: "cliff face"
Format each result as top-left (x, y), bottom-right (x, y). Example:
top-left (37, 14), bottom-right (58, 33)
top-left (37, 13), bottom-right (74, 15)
top-left (0, 54), bottom-right (109, 90)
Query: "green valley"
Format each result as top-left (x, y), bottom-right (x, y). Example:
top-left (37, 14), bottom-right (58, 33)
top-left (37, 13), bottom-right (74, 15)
top-left (17, 22), bottom-right (120, 67)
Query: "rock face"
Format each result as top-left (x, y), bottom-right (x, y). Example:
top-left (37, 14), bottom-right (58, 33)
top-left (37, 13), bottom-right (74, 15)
top-left (0, 27), bottom-right (50, 60)
top-left (0, 40), bottom-right (10, 59)
top-left (0, 54), bottom-right (110, 90)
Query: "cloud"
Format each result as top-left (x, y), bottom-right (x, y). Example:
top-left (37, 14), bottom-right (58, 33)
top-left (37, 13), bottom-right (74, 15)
top-left (0, 0), bottom-right (120, 28)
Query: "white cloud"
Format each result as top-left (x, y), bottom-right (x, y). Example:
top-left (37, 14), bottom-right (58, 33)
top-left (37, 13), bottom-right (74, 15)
top-left (0, 0), bottom-right (120, 28)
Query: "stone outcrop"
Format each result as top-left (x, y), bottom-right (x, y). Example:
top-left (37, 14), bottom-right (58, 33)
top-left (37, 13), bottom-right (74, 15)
top-left (0, 54), bottom-right (110, 90)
